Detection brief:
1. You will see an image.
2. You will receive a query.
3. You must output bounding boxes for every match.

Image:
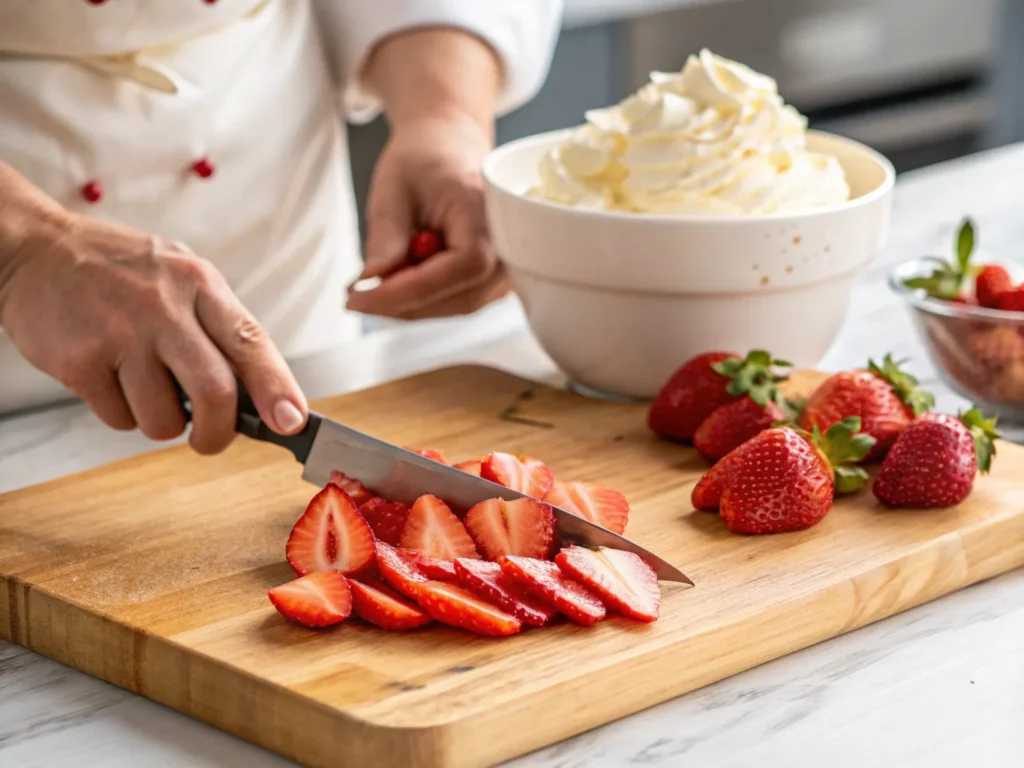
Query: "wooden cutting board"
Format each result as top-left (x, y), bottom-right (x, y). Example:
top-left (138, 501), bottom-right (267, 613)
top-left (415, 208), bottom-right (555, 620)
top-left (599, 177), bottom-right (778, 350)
top-left (2, 366), bottom-right (1023, 768)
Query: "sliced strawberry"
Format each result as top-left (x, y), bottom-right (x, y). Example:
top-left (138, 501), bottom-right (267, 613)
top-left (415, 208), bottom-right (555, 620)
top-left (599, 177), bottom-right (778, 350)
top-left (454, 558), bottom-right (557, 627)
top-left (358, 497), bottom-right (410, 546)
top-left (463, 497), bottom-right (556, 561)
top-left (327, 471), bottom-right (374, 506)
top-left (406, 447), bottom-right (449, 464)
top-left (415, 580), bottom-right (522, 637)
top-left (399, 494), bottom-right (480, 561)
top-left (348, 577), bottom-right (432, 630)
top-left (454, 459), bottom-right (483, 476)
top-left (268, 571), bottom-right (352, 628)
top-left (375, 541), bottom-right (430, 599)
top-left (405, 551), bottom-right (459, 581)
top-left (543, 481), bottom-right (629, 535)
top-left (481, 452), bottom-right (555, 498)
top-left (555, 546), bottom-right (660, 623)
top-left (499, 555), bottom-right (606, 626)
top-left (286, 484), bottom-right (376, 577)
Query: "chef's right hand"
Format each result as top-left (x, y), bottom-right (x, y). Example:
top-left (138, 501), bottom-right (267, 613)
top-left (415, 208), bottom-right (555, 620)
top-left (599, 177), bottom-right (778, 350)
top-left (0, 178), bottom-right (307, 454)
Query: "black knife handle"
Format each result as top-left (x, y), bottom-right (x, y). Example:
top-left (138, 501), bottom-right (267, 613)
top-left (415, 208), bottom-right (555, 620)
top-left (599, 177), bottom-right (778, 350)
top-left (172, 377), bottom-right (321, 464)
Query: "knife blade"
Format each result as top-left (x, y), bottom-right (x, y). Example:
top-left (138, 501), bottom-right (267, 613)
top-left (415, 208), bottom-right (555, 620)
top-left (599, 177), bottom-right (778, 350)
top-left (176, 380), bottom-right (693, 584)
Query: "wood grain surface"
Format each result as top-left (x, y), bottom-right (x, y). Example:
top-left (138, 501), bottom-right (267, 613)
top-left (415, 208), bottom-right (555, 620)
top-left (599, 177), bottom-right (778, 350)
top-left (2, 366), bottom-right (1022, 768)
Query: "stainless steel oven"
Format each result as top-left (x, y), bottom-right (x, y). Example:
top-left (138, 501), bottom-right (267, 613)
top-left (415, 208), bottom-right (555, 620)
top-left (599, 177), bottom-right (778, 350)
top-left (625, 0), bottom-right (1000, 172)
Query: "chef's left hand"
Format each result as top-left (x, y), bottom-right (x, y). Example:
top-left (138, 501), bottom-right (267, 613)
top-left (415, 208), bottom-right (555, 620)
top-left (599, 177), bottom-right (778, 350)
top-left (345, 28), bottom-right (508, 320)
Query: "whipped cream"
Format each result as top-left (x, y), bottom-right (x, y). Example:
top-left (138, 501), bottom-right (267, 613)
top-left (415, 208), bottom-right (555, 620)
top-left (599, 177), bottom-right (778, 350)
top-left (530, 49), bottom-right (850, 216)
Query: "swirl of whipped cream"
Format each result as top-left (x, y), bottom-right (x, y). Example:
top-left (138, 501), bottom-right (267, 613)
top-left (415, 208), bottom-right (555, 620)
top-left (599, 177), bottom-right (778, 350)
top-left (529, 49), bottom-right (850, 215)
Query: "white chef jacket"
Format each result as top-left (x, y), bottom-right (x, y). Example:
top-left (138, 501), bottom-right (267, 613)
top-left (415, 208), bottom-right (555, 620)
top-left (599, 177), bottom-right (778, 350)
top-left (0, 0), bottom-right (562, 413)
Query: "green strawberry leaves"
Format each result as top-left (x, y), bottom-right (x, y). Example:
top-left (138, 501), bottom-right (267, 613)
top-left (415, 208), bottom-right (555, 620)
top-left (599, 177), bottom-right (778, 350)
top-left (902, 217), bottom-right (977, 300)
top-left (958, 406), bottom-right (1000, 475)
top-left (811, 416), bottom-right (877, 494)
top-left (867, 354), bottom-right (935, 416)
top-left (712, 349), bottom-right (792, 408)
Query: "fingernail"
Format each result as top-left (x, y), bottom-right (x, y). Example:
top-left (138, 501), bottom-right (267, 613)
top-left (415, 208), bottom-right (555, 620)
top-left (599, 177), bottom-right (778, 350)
top-left (274, 399), bottom-right (305, 433)
top-left (349, 276), bottom-right (382, 294)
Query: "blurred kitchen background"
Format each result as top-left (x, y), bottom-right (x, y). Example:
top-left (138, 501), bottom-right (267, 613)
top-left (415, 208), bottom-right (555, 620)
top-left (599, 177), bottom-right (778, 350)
top-left (348, 0), bottom-right (1024, 241)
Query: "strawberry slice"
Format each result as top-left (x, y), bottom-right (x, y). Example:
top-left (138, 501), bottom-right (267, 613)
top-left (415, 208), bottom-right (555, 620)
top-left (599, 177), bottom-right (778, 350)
top-left (463, 497), bottom-right (556, 560)
top-left (481, 453), bottom-right (555, 498)
top-left (405, 551), bottom-right (459, 581)
top-left (327, 471), bottom-right (374, 506)
top-left (454, 459), bottom-right (483, 476)
top-left (375, 541), bottom-right (430, 599)
top-left (499, 555), bottom-right (606, 626)
top-left (454, 558), bottom-right (557, 627)
top-left (543, 481), bottom-right (629, 535)
top-left (349, 577), bottom-right (432, 630)
top-left (268, 571), bottom-right (352, 628)
top-left (399, 494), bottom-right (480, 560)
top-left (286, 484), bottom-right (376, 577)
top-left (406, 447), bottom-right (449, 464)
top-left (415, 580), bottom-right (522, 637)
top-left (554, 546), bottom-right (660, 623)
top-left (358, 497), bottom-right (410, 546)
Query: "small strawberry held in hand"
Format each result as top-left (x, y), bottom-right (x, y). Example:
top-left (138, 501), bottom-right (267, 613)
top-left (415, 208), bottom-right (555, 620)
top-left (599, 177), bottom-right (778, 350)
top-left (708, 418), bottom-right (876, 534)
top-left (407, 229), bottom-right (444, 265)
top-left (873, 407), bottom-right (999, 508)
top-left (974, 264), bottom-right (1013, 308)
top-left (798, 354), bottom-right (933, 460)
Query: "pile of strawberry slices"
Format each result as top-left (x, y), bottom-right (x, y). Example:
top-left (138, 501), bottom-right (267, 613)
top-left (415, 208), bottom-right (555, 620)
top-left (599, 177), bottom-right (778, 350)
top-left (268, 450), bottom-right (661, 637)
top-left (651, 349), bottom-right (1000, 535)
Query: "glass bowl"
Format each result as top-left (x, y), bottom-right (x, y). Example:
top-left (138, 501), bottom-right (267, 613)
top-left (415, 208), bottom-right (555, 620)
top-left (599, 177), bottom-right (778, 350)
top-left (890, 257), bottom-right (1024, 422)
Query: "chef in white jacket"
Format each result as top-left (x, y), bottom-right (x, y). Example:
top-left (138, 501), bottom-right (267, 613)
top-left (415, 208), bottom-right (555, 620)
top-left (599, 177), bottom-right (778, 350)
top-left (0, 1), bottom-right (562, 453)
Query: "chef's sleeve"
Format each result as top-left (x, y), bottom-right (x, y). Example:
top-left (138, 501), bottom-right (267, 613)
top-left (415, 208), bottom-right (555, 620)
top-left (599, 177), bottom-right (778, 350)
top-left (314, 0), bottom-right (564, 124)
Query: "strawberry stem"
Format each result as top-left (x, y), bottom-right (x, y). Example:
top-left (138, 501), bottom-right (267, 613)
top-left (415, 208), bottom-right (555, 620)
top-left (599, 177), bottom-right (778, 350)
top-left (867, 354), bottom-right (935, 416)
top-left (958, 406), bottom-right (999, 475)
top-left (711, 349), bottom-right (792, 408)
top-left (809, 416), bottom-right (877, 494)
top-left (902, 217), bottom-right (977, 300)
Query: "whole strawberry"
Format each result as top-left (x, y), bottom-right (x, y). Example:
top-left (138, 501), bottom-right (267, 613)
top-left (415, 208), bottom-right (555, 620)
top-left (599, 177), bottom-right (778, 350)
top-left (975, 264), bottom-right (1012, 308)
top-left (996, 286), bottom-right (1024, 313)
top-left (697, 418), bottom-right (876, 534)
top-left (693, 393), bottom-right (787, 462)
top-left (649, 350), bottom-right (791, 443)
top-left (872, 407), bottom-right (998, 508)
top-left (798, 354), bottom-right (934, 460)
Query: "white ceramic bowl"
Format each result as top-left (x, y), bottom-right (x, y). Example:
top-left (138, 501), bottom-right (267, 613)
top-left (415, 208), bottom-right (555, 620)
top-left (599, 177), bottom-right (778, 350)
top-left (482, 129), bottom-right (896, 398)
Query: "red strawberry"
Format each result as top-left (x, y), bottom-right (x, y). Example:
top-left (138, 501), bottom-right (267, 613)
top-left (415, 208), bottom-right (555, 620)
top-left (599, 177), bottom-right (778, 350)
top-left (543, 481), bottom-right (629, 535)
top-left (463, 497), bottom-right (556, 560)
top-left (327, 471), bottom-right (374, 506)
top-left (375, 541), bottom-right (430, 599)
top-left (873, 408), bottom-right (998, 508)
top-left (499, 555), bottom-right (606, 626)
top-left (997, 286), bottom-right (1024, 312)
top-left (407, 229), bottom-right (444, 264)
top-left (415, 580), bottom-right (521, 637)
top-left (798, 355), bottom-right (934, 460)
top-left (967, 325), bottom-right (1024, 370)
top-left (648, 350), bottom-right (791, 442)
top-left (398, 494), bottom-right (480, 560)
top-left (714, 419), bottom-right (875, 534)
top-left (480, 453), bottom-right (555, 498)
top-left (286, 484), bottom-right (376, 577)
top-left (690, 437), bottom-right (759, 511)
top-left (454, 558), bottom-right (557, 627)
top-left (554, 546), bottom-right (660, 623)
top-left (405, 551), bottom-right (459, 581)
top-left (454, 459), bottom-right (483, 476)
top-left (975, 265), bottom-right (1013, 308)
top-left (268, 571), bottom-right (352, 628)
top-left (406, 447), bottom-right (448, 464)
top-left (358, 497), bottom-right (410, 546)
top-left (348, 577), bottom-right (432, 630)
top-left (693, 397), bottom-right (787, 462)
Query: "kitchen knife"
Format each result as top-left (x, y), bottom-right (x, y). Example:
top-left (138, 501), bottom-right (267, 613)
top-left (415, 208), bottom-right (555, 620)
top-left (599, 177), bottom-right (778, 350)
top-left (175, 382), bottom-right (693, 584)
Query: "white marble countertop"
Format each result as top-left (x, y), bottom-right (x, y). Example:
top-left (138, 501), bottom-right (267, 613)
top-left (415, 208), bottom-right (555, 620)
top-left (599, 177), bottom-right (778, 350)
top-left (4, 145), bottom-right (1024, 766)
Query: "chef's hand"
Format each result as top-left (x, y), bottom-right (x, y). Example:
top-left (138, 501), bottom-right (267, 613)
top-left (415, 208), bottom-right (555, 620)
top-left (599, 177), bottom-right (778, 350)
top-left (0, 162), bottom-right (308, 454)
top-left (346, 28), bottom-right (508, 320)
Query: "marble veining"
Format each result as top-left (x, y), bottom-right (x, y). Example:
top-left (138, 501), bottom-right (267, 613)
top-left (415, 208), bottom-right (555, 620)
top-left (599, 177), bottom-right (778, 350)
top-left (4, 145), bottom-right (1024, 767)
